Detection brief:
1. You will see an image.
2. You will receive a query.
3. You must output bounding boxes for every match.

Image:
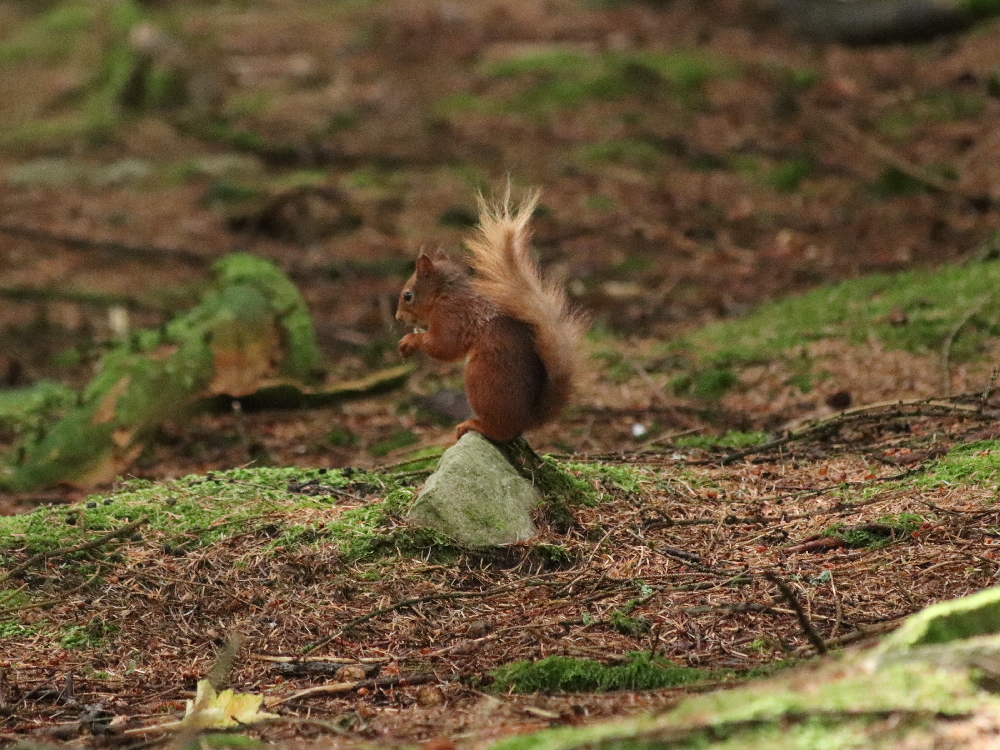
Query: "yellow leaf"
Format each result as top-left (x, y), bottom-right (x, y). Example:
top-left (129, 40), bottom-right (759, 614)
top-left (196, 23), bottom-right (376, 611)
top-left (182, 680), bottom-right (278, 729)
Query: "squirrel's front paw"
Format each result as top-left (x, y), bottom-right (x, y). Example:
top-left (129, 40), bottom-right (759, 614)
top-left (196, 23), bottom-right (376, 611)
top-left (398, 334), bottom-right (420, 358)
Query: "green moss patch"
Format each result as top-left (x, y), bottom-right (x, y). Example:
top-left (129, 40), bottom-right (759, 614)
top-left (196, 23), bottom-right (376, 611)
top-left (557, 462), bottom-right (650, 502)
top-left (919, 440), bottom-right (1000, 488)
top-left (461, 48), bottom-right (736, 116)
top-left (0, 466), bottom-right (421, 564)
top-left (490, 652), bottom-right (706, 693)
top-left (823, 513), bottom-right (923, 549)
top-left (674, 431), bottom-right (769, 451)
top-left (684, 260), bottom-right (1000, 366)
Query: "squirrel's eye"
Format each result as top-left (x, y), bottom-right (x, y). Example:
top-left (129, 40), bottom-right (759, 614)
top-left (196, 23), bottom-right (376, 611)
top-left (403, 291), bottom-right (413, 302)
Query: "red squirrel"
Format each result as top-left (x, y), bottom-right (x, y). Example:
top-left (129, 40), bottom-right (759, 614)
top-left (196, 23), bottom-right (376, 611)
top-left (395, 190), bottom-right (586, 442)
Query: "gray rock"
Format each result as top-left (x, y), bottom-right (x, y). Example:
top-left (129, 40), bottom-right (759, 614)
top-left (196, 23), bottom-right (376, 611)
top-left (406, 432), bottom-right (541, 547)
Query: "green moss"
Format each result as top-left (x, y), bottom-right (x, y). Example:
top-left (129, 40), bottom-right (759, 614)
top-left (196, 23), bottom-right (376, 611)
top-left (732, 154), bottom-right (813, 193)
top-left (327, 425), bottom-right (358, 448)
top-left (559, 462), bottom-right (648, 501)
top-left (0, 380), bottom-right (77, 438)
top-left (3, 1), bottom-right (166, 142)
top-left (686, 260), bottom-right (1000, 365)
top-left (473, 49), bottom-right (736, 115)
top-left (0, 621), bottom-right (34, 639)
top-left (762, 158), bottom-right (812, 192)
top-left (872, 166), bottom-right (935, 198)
top-left (671, 366), bottom-right (739, 400)
top-left (197, 121), bottom-right (271, 153)
top-left (783, 372), bottom-right (813, 393)
top-left (211, 253), bottom-right (322, 381)
top-left (2, 253), bottom-right (321, 491)
top-left (58, 617), bottom-right (117, 650)
top-left (693, 366), bottom-right (739, 400)
top-left (592, 349), bottom-right (634, 384)
top-left (0, 466), bottom-right (423, 566)
top-left (919, 440), bottom-right (1000, 489)
top-left (824, 513), bottom-right (923, 550)
top-left (674, 431), bottom-right (769, 451)
top-left (877, 586), bottom-right (1000, 653)
top-left (877, 88), bottom-right (985, 142)
top-left (491, 652), bottom-right (706, 693)
top-left (532, 543), bottom-right (575, 564)
top-left (202, 179), bottom-right (265, 206)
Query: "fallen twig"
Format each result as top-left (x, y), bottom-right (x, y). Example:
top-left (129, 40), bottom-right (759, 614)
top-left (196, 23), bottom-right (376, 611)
top-left (655, 542), bottom-right (736, 577)
top-left (765, 572), bottom-right (827, 655)
top-left (268, 673), bottom-right (440, 706)
top-left (784, 536), bottom-right (847, 555)
top-left (252, 654), bottom-right (391, 664)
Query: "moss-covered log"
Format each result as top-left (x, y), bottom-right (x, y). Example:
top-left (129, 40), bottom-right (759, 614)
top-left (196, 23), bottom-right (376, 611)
top-left (1, 254), bottom-right (322, 491)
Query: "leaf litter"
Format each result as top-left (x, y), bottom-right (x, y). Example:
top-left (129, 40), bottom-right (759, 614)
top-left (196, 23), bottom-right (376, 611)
top-left (1, 388), bottom-right (1000, 746)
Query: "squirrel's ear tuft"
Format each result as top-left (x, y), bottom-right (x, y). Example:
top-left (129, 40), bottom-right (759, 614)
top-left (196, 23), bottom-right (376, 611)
top-left (433, 247), bottom-right (449, 261)
top-left (415, 253), bottom-right (434, 273)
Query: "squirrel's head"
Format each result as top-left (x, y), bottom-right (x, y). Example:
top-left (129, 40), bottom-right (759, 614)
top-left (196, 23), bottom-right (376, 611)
top-left (396, 248), bottom-right (468, 328)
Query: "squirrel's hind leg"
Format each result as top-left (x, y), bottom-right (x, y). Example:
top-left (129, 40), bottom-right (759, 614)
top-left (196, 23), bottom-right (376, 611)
top-left (456, 418), bottom-right (521, 443)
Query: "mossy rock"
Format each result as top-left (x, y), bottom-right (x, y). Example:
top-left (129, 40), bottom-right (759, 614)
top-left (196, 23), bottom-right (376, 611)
top-left (406, 432), bottom-right (541, 547)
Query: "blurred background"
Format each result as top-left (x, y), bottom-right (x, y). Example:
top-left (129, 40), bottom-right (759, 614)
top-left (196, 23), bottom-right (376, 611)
top-left (2, 0), bottom-right (1000, 503)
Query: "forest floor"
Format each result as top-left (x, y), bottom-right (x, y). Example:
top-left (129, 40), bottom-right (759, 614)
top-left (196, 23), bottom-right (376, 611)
top-left (3, 0), bottom-right (1000, 747)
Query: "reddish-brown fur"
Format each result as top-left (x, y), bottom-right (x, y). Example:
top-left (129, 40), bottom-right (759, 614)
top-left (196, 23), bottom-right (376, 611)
top-left (395, 191), bottom-right (585, 442)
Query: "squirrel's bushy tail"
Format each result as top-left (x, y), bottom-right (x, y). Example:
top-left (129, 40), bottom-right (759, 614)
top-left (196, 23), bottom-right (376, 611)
top-left (467, 188), bottom-right (587, 425)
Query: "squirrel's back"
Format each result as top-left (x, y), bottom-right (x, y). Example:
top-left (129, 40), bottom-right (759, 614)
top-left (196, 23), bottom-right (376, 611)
top-left (466, 190), bottom-right (587, 425)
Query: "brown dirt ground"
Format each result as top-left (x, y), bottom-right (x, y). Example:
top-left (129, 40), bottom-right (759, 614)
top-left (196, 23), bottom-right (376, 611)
top-left (4, 0), bottom-right (1000, 746)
